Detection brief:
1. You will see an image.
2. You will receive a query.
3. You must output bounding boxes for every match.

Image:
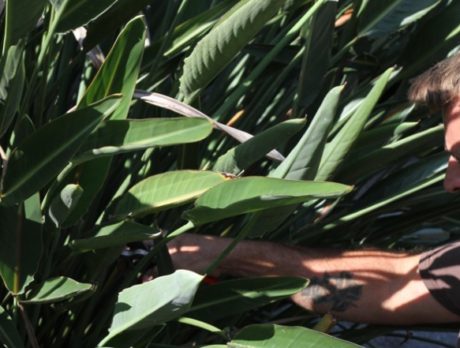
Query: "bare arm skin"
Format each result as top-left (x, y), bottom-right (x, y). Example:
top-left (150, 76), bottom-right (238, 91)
top-left (168, 234), bottom-right (460, 325)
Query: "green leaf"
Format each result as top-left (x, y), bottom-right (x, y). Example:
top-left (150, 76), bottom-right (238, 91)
top-left (0, 206), bottom-right (42, 294)
top-left (70, 221), bottom-right (158, 252)
top-left (228, 324), bottom-right (361, 348)
top-left (62, 15), bottom-right (146, 225)
top-left (294, 0), bottom-right (336, 113)
top-left (184, 177), bottom-right (352, 225)
top-left (337, 124), bottom-right (444, 182)
top-left (0, 44), bottom-right (25, 137)
top-left (22, 276), bottom-right (94, 304)
top-left (213, 119), bottom-right (305, 174)
top-left (79, 15), bottom-right (146, 120)
top-left (179, 0), bottom-right (285, 101)
top-left (3, 0), bottom-right (46, 49)
top-left (99, 270), bottom-right (203, 346)
top-left (0, 96), bottom-right (120, 205)
top-left (188, 277), bottom-right (308, 321)
top-left (399, 1), bottom-right (460, 79)
top-left (84, 0), bottom-right (154, 50)
top-left (76, 118), bottom-right (213, 163)
top-left (357, 0), bottom-right (441, 38)
top-left (241, 86), bottom-right (343, 238)
top-left (316, 68), bottom-right (393, 181)
top-left (273, 86), bottom-right (344, 180)
top-left (51, 0), bottom-right (116, 33)
top-left (333, 153), bottom-right (447, 224)
top-left (0, 306), bottom-right (24, 348)
top-left (48, 184), bottom-right (83, 228)
top-left (113, 171), bottom-right (227, 219)
top-left (162, 0), bottom-right (239, 58)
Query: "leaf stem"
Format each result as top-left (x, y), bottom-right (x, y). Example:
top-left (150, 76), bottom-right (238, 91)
top-left (18, 301), bottom-right (40, 348)
top-left (0, 145), bottom-right (7, 193)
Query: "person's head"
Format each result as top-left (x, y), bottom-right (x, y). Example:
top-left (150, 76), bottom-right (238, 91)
top-left (408, 53), bottom-right (460, 192)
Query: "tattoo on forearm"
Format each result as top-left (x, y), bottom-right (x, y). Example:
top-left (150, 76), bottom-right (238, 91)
top-left (301, 272), bottom-right (363, 312)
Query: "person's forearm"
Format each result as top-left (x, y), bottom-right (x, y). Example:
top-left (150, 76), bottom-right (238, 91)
top-left (169, 235), bottom-right (460, 325)
top-left (217, 239), bottom-right (422, 324)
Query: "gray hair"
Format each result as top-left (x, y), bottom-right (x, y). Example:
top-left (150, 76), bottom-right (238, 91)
top-left (408, 53), bottom-right (460, 112)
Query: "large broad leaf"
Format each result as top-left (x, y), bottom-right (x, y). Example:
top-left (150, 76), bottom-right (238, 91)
top-left (51, 0), bottom-right (116, 33)
top-left (315, 68), bottom-right (393, 181)
top-left (179, 0), bottom-right (285, 101)
top-left (0, 306), bottom-right (24, 348)
top-left (99, 270), bottom-right (203, 346)
top-left (188, 277), bottom-right (308, 321)
top-left (0, 44), bottom-right (25, 137)
top-left (79, 16), bottom-right (145, 120)
top-left (357, 0), bottom-right (440, 38)
top-left (228, 324), bottom-right (361, 348)
top-left (0, 206), bottom-right (42, 295)
top-left (113, 171), bottom-right (226, 219)
top-left (3, 0), bottom-right (46, 49)
top-left (0, 96), bottom-right (120, 206)
top-left (184, 177), bottom-right (352, 225)
top-left (70, 221), bottom-right (158, 252)
top-left (76, 118), bottom-right (213, 163)
top-left (213, 119), bottom-right (305, 174)
top-left (22, 276), bottom-right (94, 304)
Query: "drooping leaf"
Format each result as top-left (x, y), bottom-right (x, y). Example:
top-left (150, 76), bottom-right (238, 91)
top-left (213, 119), bottom-right (305, 174)
top-left (0, 306), bottom-right (24, 348)
top-left (22, 276), bottom-right (94, 303)
top-left (228, 324), bottom-right (361, 348)
top-left (179, 0), bottom-right (285, 101)
top-left (316, 68), bottom-right (393, 181)
top-left (76, 118), bottom-right (213, 163)
top-left (135, 91), bottom-right (284, 161)
top-left (70, 221), bottom-right (158, 252)
top-left (188, 277), bottom-right (308, 321)
top-left (0, 44), bottom-right (25, 137)
top-left (3, 0), bottom-right (46, 49)
top-left (0, 96), bottom-right (120, 205)
top-left (99, 270), bottom-right (203, 346)
top-left (113, 171), bottom-right (227, 219)
top-left (0, 206), bottom-right (42, 295)
top-left (51, 0), bottom-right (117, 33)
top-left (184, 177), bottom-right (352, 225)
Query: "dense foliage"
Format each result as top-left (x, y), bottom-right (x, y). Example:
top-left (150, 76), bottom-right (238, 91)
top-left (0, 0), bottom-right (459, 347)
